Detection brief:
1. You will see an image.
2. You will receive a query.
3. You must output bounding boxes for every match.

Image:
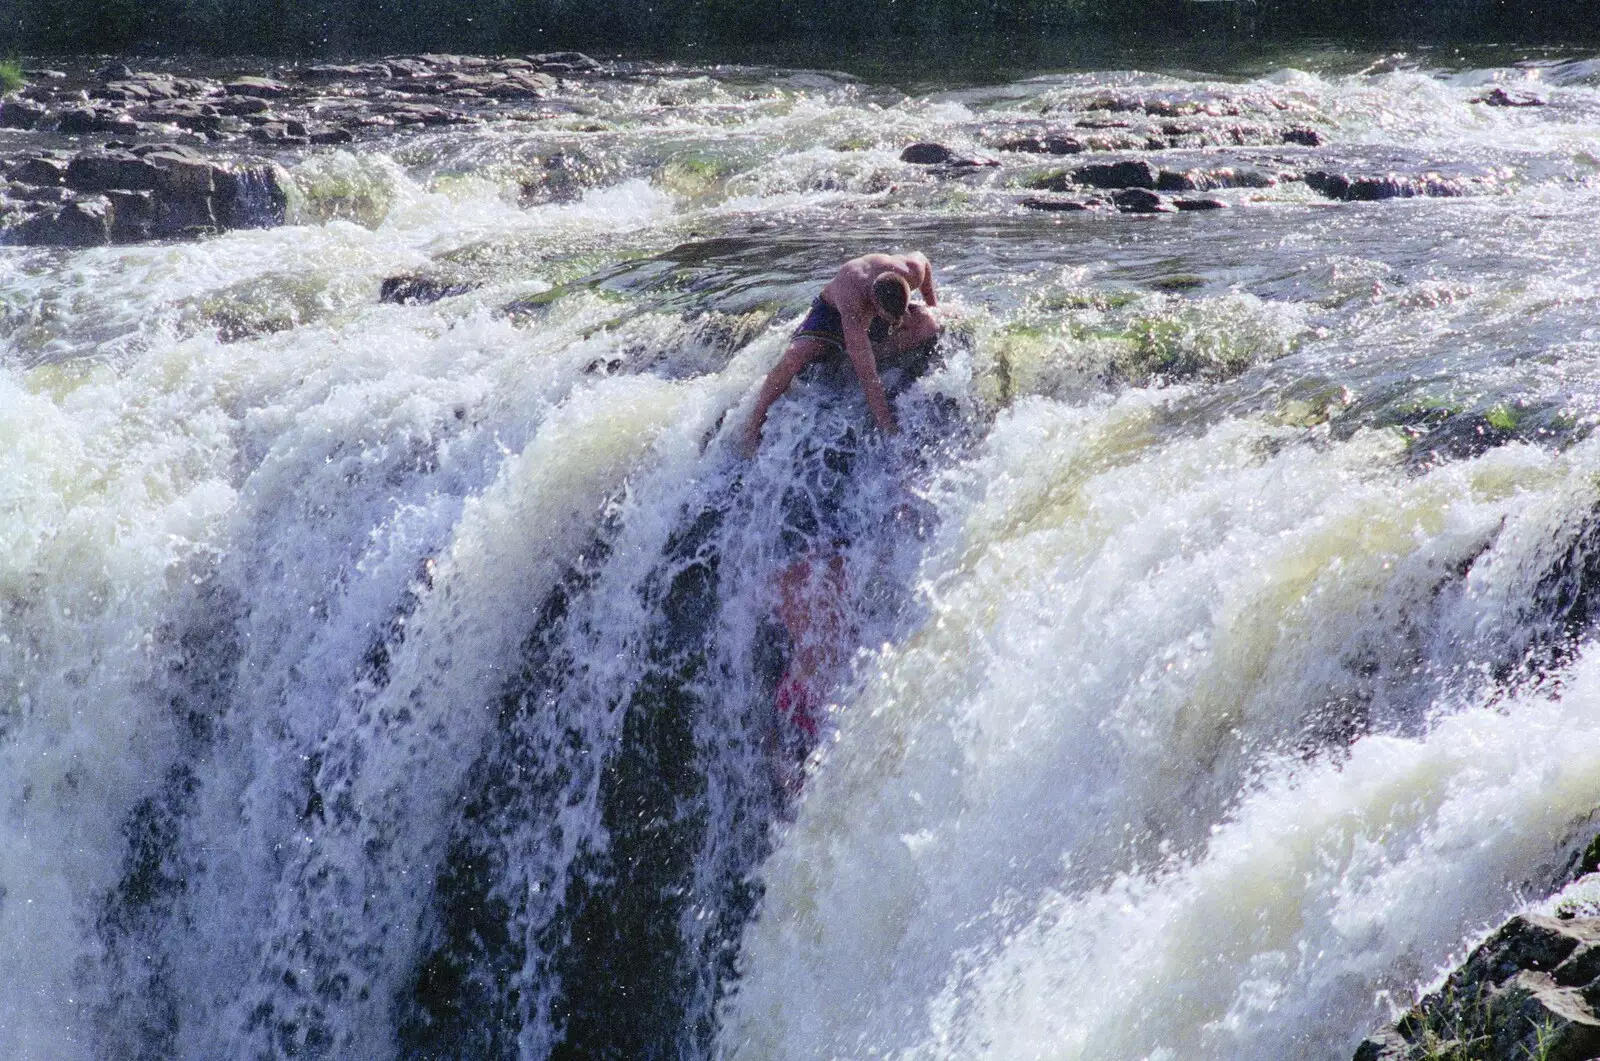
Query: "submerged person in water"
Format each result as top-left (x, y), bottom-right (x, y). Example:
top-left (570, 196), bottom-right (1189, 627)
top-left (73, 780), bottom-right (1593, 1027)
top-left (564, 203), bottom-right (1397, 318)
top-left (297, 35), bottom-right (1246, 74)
top-left (741, 251), bottom-right (941, 456)
top-left (743, 253), bottom-right (941, 793)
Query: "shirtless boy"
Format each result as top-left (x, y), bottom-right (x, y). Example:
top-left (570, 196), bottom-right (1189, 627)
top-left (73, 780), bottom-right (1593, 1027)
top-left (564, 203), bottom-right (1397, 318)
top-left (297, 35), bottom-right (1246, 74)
top-left (741, 251), bottom-right (940, 456)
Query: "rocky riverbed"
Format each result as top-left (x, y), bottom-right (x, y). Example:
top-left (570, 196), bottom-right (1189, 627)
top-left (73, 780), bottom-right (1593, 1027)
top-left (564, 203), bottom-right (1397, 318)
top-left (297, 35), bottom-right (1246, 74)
top-left (0, 50), bottom-right (1542, 250)
top-left (0, 52), bottom-right (597, 245)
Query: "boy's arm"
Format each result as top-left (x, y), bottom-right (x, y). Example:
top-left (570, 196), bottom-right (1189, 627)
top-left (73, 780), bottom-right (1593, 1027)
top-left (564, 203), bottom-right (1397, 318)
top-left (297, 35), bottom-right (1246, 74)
top-left (742, 344), bottom-right (812, 456)
top-left (915, 255), bottom-right (938, 307)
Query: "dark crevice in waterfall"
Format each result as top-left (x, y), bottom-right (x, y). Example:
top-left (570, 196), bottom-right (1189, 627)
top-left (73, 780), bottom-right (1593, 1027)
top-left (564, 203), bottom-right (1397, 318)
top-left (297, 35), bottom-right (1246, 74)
top-left (398, 491), bottom-right (783, 1061)
top-left (398, 543), bottom-right (610, 1061)
top-left (92, 575), bottom-right (244, 1061)
top-left (92, 539), bottom-right (448, 1061)
top-left (1290, 501), bottom-right (1600, 770)
top-left (1491, 503), bottom-right (1600, 695)
top-left (546, 505), bottom-right (776, 1061)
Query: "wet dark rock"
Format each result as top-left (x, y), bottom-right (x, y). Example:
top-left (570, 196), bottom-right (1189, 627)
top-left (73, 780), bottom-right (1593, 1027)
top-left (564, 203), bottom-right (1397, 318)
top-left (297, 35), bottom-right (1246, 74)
top-left (147, 153), bottom-right (219, 196)
top-left (20, 196), bottom-right (113, 246)
top-left (1112, 188), bottom-right (1172, 213)
top-left (419, 53), bottom-right (490, 70)
top-left (1158, 166), bottom-right (1277, 192)
top-left (1, 99), bottom-right (47, 130)
top-left (309, 127), bottom-right (355, 145)
top-left (1021, 195), bottom-right (1094, 211)
top-left (56, 108), bottom-right (101, 134)
top-left (214, 163), bottom-right (291, 229)
top-left (1074, 159), bottom-right (1159, 189)
top-left (248, 122), bottom-right (310, 146)
top-left (93, 80), bottom-right (155, 102)
top-left (96, 63), bottom-right (136, 82)
top-left (217, 95), bottom-right (272, 116)
top-left (148, 154), bottom-right (221, 234)
top-left (384, 58), bottom-right (435, 79)
top-left (1305, 170), bottom-right (1468, 202)
top-left (996, 134), bottom-right (1083, 155)
top-left (1476, 87), bottom-right (1546, 108)
top-left (386, 103), bottom-right (470, 126)
top-left (106, 189), bottom-right (156, 242)
top-left (1355, 914), bottom-right (1600, 1061)
top-left (9, 184), bottom-right (73, 203)
top-left (302, 63), bottom-right (379, 80)
top-left (527, 51), bottom-right (601, 73)
top-left (131, 100), bottom-right (224, 133)
top-left (1352, 1028), bottom-right (1408, 1061)
top-left (899, 141), bottom-right (955, 165)
top-left (99, 114), bottom-right (142, 136)
top-left (380, 274), bottom-right (481, 305)
top-left (8, 156), bottom-right (68, 185)
top-left (1305, 171), bottom-right (1353, 198)
top-left (1082, 94), bottom-right (1145, 114)
top-left (1282, 127), bottom-right (1324, 146)
top-left (129, 142), bottom-right (205, 160)
top-left (226, 77), bottom-right (291, 97)
top-left (1172, 197), bottom-right (1227, 210)
top-left (67, 151), bottom-right (159, 192)
top-left (486, 72), bottom-right (559, 98)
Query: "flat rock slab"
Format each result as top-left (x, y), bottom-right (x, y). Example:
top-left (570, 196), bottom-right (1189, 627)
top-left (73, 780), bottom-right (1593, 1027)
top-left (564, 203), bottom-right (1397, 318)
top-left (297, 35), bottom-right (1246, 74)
top-left (899, 142), bottom-right (997, 167)
top-left (226, 77), bottom-right (292, 97)
top-left (1306, 170), bottom-right (1470, 201)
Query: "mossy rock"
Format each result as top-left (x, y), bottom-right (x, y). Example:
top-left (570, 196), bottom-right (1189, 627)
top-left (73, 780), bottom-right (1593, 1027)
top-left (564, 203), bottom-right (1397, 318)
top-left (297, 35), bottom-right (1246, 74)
top-left (1148, 274), bottom-right (1207, 292)
top-left (292, 156), bottom-right (396, 229)
top-left (189, 273), bottom-right (334, 342)
top-left (657, 152), bottom-right (732, 200)
top-left (1274, 380), bottom-right (1352, 428)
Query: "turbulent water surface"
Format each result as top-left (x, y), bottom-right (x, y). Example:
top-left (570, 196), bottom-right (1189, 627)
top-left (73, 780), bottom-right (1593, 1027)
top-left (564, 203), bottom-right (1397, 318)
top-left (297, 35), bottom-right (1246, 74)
top-left (6, 46), bottom-right (1600, 1061)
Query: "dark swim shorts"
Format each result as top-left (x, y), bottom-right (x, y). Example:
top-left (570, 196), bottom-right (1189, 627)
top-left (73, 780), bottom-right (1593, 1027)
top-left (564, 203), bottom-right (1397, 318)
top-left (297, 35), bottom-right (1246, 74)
top-left (793, 297), bottom-right (890, 356)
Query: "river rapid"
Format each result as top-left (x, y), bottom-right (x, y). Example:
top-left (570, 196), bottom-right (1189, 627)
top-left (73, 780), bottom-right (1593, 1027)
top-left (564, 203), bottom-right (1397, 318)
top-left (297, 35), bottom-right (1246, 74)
top-left (5, 46), bottom-right (1600, 1061)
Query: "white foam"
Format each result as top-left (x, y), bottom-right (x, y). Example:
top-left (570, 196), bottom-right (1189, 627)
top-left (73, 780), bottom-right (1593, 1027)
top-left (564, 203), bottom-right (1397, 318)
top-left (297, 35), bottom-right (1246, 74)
top-left (724, 407), bottom-right (1600, 1060)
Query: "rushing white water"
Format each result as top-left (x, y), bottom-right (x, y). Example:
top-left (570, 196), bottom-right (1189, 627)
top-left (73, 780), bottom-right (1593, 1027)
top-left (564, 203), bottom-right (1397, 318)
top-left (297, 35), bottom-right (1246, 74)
top-left (4, 47), bottom-right (1600, 1061)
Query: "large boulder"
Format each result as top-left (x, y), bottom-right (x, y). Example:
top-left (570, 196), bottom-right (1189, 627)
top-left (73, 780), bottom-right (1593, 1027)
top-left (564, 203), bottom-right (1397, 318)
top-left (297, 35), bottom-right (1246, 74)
top-left (131, 99), bottom-right (224, 133)
top-left (0, 99), bottom-right (47, 129)
top-left (55, 108), bottom-right (101, 134)
top-left (20, 197), bottom-right (114, 246)
top-left (8, 157), bottom-right (68, 186)
top-left (1073, 159), bottom-right (1160, 189)
top-left (486, 71), bottom-right (558, 98)
top-left (66, 151), bottom-right (160, 192)
top-left (1306, 170), bottom-right (1469, 202)
top-left (145, 153), bottom-right (222, 236)
top-left (1112, 188), bottom-right (1172, 213)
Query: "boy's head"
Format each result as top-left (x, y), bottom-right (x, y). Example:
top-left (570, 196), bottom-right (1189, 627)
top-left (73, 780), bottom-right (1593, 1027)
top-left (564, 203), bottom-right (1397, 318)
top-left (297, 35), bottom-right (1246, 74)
top-left (872, 273), bottom-right (910, 323)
